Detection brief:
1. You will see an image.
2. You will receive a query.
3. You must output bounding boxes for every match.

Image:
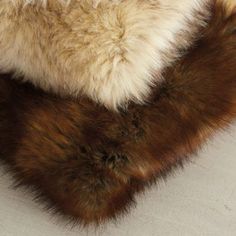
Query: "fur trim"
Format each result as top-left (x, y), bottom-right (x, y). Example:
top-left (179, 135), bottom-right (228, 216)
top-left (0, 0), bottom-right (210, 109)
top-left (0, 0), bottom-right (236, 225)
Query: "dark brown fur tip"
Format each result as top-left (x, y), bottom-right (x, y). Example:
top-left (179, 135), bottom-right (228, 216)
top-left (1, 1), bottom-right (236, 226)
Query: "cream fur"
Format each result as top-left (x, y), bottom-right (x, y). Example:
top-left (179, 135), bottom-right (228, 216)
top-left (0, 0), bottom-right (210, 109)
top-left (22, 0), bottom-right (116, 8)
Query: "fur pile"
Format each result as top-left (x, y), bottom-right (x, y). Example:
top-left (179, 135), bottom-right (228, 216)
top-left (0, 0), bottom-right (236, 225)
top-left (0, 0), bottom-right (210, 109)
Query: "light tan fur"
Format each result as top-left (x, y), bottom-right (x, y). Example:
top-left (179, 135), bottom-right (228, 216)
top-left (218, 0), bottom-right (236, 13)
top-left (0, 0), bottom-right (210, 109)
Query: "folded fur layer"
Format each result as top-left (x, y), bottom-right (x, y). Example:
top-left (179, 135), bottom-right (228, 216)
top-left (0, 0), bottom-right (210, 109)
top-left (0, 0), bottom-right (236, 226)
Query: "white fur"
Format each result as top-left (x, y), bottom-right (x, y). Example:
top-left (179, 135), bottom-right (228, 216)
top-left (0, 0), bottom-right (210, 109)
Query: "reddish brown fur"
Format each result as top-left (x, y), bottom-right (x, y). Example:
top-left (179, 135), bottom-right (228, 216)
top-left (0, 1), bottom-right (236, 226)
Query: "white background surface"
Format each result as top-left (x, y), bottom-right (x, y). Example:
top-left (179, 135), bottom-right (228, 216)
top-left (0, 123), bottom-right (236, 236)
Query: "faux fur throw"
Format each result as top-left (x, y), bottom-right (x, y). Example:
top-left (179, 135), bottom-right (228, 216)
top-left (0, 0), bottom-right (210, 109)
top-left (0, 0), bottom-right (236, 225)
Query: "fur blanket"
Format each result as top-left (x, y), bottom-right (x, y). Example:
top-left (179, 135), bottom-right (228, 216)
top-left (0, 0), bottom-right (210, 109)
top-left (0, 0), bottom-right (235, 225)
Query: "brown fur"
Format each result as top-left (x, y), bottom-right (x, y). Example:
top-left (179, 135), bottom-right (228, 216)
top-left (0, 1), bottom-right (236, 226)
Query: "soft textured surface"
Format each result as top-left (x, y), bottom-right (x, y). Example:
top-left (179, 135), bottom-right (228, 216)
top-left (23, 0), bottom-right (118, 8)
top-left (0, 125), bottom-right (236, 235)
top-left (0, 0), bottom-right (210, 109)
top-left (0, 0), bottom-right (236, 225)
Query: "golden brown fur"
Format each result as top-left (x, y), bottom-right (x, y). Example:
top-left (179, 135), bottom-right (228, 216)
top-left (0, 0), bottom-right (236, 226)
top-left (0, 0), bottom-right (210, 109)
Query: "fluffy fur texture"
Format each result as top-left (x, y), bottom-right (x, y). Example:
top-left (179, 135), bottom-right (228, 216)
top-left (0, 0), bottom-right (210, 109)
top-left (0, 0), bottom-right (236, 225)
top-left (22, 0), bottom-right (118, 8)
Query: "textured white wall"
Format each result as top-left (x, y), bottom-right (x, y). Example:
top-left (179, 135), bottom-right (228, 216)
top-left (0, 122), bottom-right (236, 236)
